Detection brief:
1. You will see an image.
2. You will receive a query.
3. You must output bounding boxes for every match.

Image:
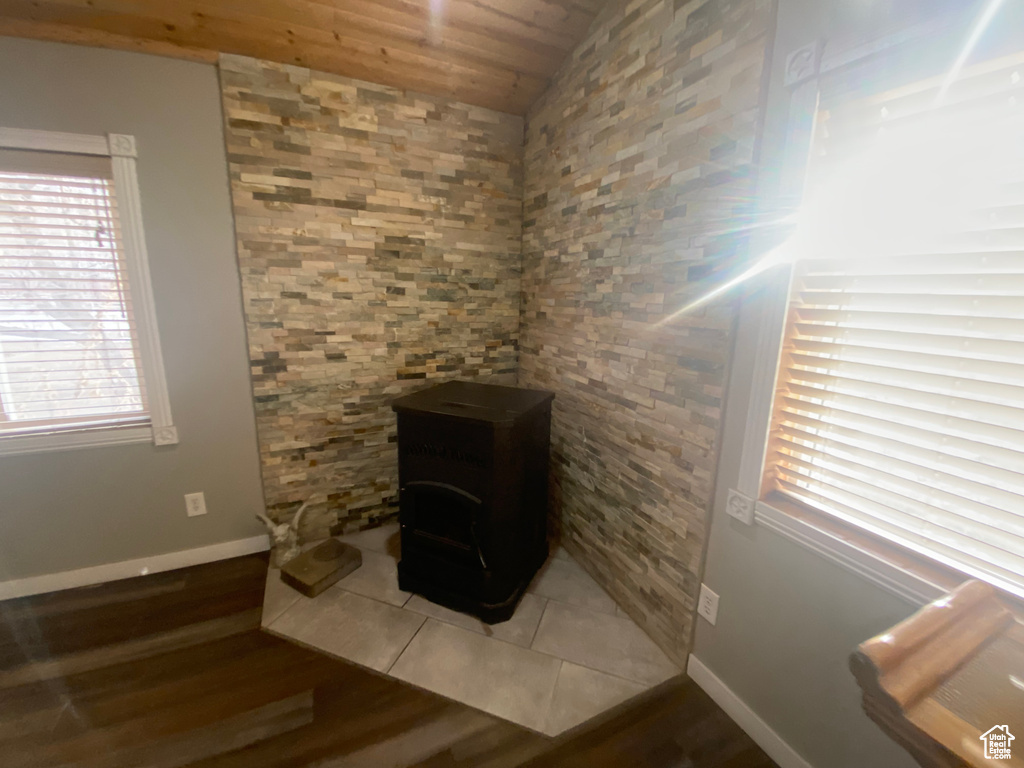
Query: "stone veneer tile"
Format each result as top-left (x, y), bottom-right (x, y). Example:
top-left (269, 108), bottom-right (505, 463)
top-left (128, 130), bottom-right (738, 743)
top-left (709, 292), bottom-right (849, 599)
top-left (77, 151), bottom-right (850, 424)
top-left (517, 0), bottom-right (773, 667)
top-left (219, 54), bottom-right (523, 538)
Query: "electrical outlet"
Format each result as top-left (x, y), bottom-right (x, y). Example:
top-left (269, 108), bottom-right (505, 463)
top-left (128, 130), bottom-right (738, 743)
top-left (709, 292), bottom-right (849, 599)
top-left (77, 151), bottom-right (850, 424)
top-left (185, 492), bottom-right (207, 517)
top-left (726, 488), bottom-right (755, 525)
top-left (697, 583), bottom-right (720, 625)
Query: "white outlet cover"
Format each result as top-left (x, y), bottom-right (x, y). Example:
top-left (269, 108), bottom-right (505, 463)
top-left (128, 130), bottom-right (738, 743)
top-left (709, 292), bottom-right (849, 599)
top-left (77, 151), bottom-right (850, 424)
top-left (726, 488), bottom-right (755, 525)
top-left (185, 492), bottom-right (207, 517)
top-left (697, 583), bottom-right (719, 625)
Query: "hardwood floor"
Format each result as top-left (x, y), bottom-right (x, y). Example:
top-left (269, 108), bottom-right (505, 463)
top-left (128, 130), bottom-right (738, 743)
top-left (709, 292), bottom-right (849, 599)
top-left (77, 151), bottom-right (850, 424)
top-left (0, 554), bottom-right (779, 768)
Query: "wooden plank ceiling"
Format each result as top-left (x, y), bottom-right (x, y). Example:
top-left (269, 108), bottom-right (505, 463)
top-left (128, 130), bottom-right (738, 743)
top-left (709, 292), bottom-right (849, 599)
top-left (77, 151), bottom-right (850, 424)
top-left (0, 0), bottom-right (609, 114)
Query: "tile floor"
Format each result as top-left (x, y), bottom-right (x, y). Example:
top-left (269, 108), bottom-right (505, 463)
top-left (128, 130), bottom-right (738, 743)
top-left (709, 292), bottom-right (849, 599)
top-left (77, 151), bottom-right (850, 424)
top-left (261, 523), bottom-right (681, 736)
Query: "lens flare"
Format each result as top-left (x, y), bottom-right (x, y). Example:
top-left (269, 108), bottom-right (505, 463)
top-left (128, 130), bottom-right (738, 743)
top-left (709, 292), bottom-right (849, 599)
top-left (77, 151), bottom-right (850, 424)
top-left (935, 0), bottom-right (1008, 104)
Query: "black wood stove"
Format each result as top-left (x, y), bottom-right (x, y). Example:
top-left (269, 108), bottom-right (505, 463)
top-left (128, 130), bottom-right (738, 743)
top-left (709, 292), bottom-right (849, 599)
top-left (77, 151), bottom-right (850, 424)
top-left (392, 380), bottom-right (554, 623)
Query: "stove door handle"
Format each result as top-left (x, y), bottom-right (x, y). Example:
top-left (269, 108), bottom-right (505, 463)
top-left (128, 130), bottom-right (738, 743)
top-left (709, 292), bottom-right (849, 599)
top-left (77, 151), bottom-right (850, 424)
top-left (403, 481), bottom-right (482, 506)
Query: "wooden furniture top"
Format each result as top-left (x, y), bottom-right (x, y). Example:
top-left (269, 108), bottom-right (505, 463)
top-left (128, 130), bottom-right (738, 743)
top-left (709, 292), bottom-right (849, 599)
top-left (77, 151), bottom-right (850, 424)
top-left (0, 0), bottom-right (610, 115)
top-left (851, 581), bottom-right (1024, 768)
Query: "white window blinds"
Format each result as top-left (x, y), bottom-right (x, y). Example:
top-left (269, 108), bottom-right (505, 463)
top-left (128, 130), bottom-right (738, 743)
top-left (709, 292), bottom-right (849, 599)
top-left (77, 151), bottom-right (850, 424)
top-left (765, 51), bottom-right (1024, 598)
top-left (0, 147), bottom-right (148, 436)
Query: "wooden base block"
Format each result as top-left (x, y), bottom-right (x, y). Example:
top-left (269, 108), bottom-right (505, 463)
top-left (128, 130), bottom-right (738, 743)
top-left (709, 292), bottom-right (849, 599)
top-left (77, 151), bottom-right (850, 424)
top-left (280, 540), bottom-right (361, 598)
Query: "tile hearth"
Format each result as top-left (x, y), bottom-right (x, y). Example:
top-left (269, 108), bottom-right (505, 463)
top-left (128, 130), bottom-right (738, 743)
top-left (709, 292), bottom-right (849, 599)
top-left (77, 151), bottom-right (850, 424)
top-left (261, 523), bottom-right (681, 736)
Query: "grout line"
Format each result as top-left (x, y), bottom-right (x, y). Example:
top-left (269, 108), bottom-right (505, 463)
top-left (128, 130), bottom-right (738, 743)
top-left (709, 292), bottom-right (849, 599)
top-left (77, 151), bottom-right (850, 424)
top-left (262, 595), bottom-right (301, 630)
top-left (386, 615), bottom-right (428, 674)
top-left (541, 594), bottom-right (622, 620)
top-left (525, 599), bottom-right (681, 687)
top-left (539, 659), bottom-right (565, 737)
top-left (527, 631), bottom-right (676, 689)
top-left (527, 597), bottom-right (549, 650)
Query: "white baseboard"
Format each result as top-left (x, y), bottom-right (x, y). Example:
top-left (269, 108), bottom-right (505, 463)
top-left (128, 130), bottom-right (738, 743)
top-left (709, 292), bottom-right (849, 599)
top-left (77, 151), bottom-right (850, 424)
top-left (687, 654), bottom-right (815, 768)
top-left (0, 535), bottom-right (270, 601)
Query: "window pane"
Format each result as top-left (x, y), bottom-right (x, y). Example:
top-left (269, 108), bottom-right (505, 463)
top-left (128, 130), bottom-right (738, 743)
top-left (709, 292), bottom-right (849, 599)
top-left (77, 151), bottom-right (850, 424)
top-left (0, 164), bottom-right (147, 432)
top-left (765, 51), bottom-right (1024, 597)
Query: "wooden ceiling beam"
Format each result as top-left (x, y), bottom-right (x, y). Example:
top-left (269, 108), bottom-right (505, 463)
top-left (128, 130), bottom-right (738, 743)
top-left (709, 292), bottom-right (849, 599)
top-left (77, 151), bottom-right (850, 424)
top-left (0, 0), bottom-right (545, 112)
top-left (0, 17), bottom-right (218, 63)
top-left (196, 0), bottom-right (568, 78)
top-left (0, 0), bottom-right (608, 114)
top-left (467, 0), bottom-right (596, 43)
top-left (300, 0), bottom-right (581, 56)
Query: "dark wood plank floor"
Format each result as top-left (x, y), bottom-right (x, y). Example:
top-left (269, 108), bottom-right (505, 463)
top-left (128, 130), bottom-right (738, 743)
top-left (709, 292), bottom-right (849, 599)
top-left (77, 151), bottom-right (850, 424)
top-left (0, 554), bottom-right (780, 768)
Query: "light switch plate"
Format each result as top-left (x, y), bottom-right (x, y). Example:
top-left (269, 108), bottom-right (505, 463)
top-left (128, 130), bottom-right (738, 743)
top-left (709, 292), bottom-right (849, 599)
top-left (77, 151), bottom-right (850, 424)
top-left (726, 488), bottom-right (755, 525)
top-left (697, 583), bottom-right (719, 625)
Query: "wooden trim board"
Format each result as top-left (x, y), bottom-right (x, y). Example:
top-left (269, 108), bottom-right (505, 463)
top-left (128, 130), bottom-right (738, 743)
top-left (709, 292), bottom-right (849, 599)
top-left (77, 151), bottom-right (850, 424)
top-left (0, 535), bottom-right (270, 600)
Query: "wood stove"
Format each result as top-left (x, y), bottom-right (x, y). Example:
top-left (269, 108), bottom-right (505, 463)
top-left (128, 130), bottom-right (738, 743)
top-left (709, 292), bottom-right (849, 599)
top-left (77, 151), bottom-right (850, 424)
top-left (392, 380), bottom-right (554, 623)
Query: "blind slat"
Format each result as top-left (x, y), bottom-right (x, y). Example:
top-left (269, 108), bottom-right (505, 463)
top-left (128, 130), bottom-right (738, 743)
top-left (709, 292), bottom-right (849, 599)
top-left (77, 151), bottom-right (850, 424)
top-left (794, 309), bottom-right (1024, 340)
top-left (777, 408), bottom-right (1024, 477)
top-left (786, 358), bottom-right (1024, 409)
top-left (785, 377), bottom-right (1024, 432)
top-left (801, 272), bottom-right (1024, 294)
top-left (775, 461), bottom-right (1024, 568)
top-left (776, 436), bottom-right (1024, 537)
top-left (797, 291), bottom-right (1024, 318)
top-left (776, 478), bottom-right (1024, 595)
top-left (780, 393), bottom-right (1024, 455)
top-left (790, 327), bottom-right (1024, 364)
top-left (8, 402), bottom-right (144, 418)
top-left (802, 250), bottom-right (1024, 276)
top-left (790, 337), bottom-right (1024, 384)
top-left (0, 202), bottom-right (122, 215)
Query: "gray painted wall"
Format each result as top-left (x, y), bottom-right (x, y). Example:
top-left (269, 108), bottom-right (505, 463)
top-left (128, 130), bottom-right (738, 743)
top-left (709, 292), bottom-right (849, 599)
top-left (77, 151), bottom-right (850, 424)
top-left (0, 37), bottom-right (266, 581)
top-left (693, 2), bottom-right (993, 768)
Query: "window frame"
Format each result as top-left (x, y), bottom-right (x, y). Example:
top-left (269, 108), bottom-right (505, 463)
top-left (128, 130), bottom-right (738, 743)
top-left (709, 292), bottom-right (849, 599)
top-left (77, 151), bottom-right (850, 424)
top-left (730, 21), bottom-right (1015, 608)
top-left (0, 127), bottom-right (177, 455)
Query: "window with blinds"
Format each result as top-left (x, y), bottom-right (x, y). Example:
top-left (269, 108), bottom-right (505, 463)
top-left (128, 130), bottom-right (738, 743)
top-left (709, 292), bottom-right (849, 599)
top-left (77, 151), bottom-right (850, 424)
top-left (763, 51), bottom-right (1024, 598)
top-left (0, 147), bottom-right (148, 437)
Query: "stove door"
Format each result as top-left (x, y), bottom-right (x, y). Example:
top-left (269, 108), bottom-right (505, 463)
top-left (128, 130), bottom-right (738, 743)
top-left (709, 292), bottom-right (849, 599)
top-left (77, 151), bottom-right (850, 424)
top-left (401, 481), bottom-right (485, 569)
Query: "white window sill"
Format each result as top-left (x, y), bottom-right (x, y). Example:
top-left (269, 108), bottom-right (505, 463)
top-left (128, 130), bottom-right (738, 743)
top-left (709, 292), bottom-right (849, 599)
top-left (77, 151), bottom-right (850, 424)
top-left (753, 499), bottom-right (949, 608)
top-left (0, 424), bottom-right (155, 457)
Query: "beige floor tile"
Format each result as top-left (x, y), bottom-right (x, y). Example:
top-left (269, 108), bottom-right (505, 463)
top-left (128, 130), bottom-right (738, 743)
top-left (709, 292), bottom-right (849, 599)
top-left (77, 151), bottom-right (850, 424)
top-left (528, 555), bottom-right (618, 616)
top-left (389, 620), bottom-right (562, 732)
top-left (339, 522), bottom-right (401, 557)
top-left (530, 601), bottom-right (680, 687)
top-left (542, 662), bottom-right (646, 736)
top-left (261, 567), bottom-right (305, 627)
top-left (268, 590), bottom-right (424, 672)
top-left (403, 593), bottom-right (547, 648)
top-left (335, 549), bottom-right (411, 607)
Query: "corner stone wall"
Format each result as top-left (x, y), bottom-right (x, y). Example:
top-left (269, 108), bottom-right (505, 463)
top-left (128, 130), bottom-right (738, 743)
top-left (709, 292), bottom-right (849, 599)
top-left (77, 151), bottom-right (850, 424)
top-left (518, 0), bottom-right (773, 666)
top-left (219, 54), bottom-right (522, 535)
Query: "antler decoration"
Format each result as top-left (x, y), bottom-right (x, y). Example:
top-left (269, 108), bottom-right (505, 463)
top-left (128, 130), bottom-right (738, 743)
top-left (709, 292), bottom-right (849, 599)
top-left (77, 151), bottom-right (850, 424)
top-left (290, 498), bottom-right (313, 538)
top-left (256, 496), bottom-right (318, 568)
